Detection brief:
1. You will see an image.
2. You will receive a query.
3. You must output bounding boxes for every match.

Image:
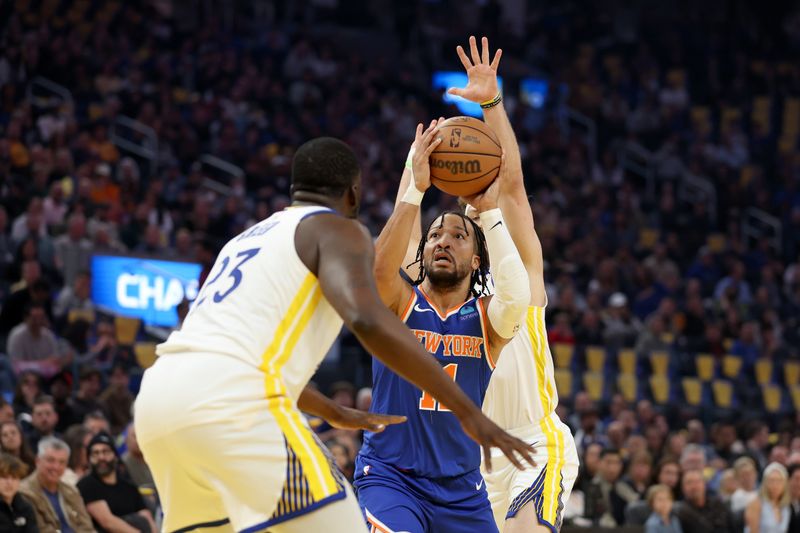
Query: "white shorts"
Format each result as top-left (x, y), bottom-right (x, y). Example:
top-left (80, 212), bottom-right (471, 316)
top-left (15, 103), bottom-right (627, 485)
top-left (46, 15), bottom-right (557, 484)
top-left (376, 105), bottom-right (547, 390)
top-left (481, 413), bottom-right (579, 533)
top-left (135, 353), bottom-right (355, 533)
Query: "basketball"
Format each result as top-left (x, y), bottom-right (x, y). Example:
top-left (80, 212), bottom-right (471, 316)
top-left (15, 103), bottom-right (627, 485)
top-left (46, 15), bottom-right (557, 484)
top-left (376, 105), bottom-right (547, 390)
top-left (429, 116), bottom-right (502, 197)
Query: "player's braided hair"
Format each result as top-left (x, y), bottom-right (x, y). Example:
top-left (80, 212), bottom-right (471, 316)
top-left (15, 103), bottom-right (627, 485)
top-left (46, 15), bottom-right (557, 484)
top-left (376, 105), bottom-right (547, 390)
top-left (408, 211), bottom-right (490, 298)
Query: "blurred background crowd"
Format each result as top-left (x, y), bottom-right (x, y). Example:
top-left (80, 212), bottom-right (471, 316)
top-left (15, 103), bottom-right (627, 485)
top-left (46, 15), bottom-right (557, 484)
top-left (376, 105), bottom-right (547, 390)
top-left (1, 0), bottom-right (800, 531)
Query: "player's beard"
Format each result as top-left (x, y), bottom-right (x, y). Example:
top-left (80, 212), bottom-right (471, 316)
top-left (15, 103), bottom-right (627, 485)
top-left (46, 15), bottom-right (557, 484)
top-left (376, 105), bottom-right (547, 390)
top-left (424, 257), bottom-right (471, 290)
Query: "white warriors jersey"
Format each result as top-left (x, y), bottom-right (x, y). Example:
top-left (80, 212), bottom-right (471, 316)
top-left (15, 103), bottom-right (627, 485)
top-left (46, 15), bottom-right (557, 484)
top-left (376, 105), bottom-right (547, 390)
top-left (157, 206), bottom-right (344, 401)
top-left (480, 274), bottom-right (559, 430)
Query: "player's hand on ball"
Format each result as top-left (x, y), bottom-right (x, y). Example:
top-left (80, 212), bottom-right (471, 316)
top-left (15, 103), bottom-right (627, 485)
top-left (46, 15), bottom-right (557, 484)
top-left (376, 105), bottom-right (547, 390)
top-left (411, 119), bottom-right (443, 192)
top-left (329, 406), bottom-right (407, 433)
top-left (460, 410), bottom-right (536, 473)
top-left (448, 36), bottom-right (502, 104)
top-left (459, 153), bottom-right (505, 212)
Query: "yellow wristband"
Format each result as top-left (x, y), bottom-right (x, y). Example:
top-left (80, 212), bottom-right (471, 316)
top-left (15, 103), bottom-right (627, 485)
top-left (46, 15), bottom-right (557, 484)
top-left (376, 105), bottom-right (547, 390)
top-left (480, 92), bottom-right (502, 109)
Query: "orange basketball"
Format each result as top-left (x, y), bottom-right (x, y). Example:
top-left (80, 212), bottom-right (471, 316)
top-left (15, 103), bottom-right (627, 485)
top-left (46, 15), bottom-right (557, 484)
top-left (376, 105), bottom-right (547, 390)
top-left (429, 116), bottom-right (501, 197)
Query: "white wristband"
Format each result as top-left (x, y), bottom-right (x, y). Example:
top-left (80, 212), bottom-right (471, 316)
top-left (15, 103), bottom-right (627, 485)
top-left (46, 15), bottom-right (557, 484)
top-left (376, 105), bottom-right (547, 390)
top-left (402, 181), bottom-right (425, 206)
top-left (405, 146), bottom-right (415, 170)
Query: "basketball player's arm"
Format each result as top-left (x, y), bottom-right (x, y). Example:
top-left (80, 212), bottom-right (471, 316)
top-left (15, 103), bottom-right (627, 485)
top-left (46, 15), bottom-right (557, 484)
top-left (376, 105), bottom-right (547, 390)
top-left (463, 166), bottom-right (530, 358)
top-left (394, 144), bottom-right (423, 282)
top-left (297, 386), bottom-right (407, 433)
top-left (374, 121), bottom-right (441, 312)
top-left (451, 36), bottom-right (545, 306)
top-left (299, 214), bottom-right (535, 470)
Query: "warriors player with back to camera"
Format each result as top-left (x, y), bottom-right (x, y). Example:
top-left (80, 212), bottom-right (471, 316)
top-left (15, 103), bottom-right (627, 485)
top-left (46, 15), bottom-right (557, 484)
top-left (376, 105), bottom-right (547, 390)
top-left (354, 117), bottom-right (533, 533)
top-left (397, 37), bottom-right (580, 532)
top-left (134, 137), bottom-right (536, 533)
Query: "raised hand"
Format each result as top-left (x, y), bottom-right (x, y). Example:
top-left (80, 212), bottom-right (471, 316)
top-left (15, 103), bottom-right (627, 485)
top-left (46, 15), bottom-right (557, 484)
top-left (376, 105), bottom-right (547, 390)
top-left (448, 36), bottom-right (502, 104)
top-left (459, 153), bottom-right (505, 213)
top-left (410, 119), bottom-right (443, 192)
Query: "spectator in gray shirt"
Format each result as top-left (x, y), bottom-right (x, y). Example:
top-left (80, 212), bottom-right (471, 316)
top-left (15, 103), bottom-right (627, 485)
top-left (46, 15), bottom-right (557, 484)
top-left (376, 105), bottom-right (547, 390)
top-left (7, 304), bottom-right (66, 379)
top-left (53, 213), bottom-right (93, 288)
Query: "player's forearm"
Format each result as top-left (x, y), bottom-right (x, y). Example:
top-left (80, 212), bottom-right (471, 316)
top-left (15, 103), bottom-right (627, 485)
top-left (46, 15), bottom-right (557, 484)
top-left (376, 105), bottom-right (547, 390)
top-left (297, 386), bottom-right (342, 421)
top-left (351, 305), bottom-right (481, 419)
top-left (481, 208), bottom-right (529, 339)
top-left (482, 102), bottom-right (522, 178)
top-left (374, 202), bottom-right (421, 284)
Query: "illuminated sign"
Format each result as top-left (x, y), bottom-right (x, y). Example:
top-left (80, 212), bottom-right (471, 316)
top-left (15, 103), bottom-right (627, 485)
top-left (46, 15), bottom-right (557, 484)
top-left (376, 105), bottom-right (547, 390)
top-left (91, 255), bottom-right (201, 326)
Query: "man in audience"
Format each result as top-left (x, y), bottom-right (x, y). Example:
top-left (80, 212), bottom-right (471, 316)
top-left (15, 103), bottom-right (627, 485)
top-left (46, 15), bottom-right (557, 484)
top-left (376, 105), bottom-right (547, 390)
top-left (70, 367), bottom-right (103, 424)
top-left (585, 448), bottom-right (639, 527)
top-left (7, 303), bottom-right (65, 379)
top-left (674, 468), bottom-right (732, 533)
top-left (19, 436), bottom-right (94, 532)
top-left (25, 396), bottom-right (60, 452)
top-left (77, 431), bottom-right (156, 533)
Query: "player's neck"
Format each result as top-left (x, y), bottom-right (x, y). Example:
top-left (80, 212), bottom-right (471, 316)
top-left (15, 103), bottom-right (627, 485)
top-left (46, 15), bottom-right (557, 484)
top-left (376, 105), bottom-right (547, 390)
top-left (420, 278), bottom-right (471, 311)
top-left (291, 192), bottom-right (342, 213)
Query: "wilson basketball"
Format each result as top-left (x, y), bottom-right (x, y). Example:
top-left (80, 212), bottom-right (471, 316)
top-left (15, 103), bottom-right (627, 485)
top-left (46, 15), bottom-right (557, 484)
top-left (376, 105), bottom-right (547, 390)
top-left (429, 116), bottom-right (502, 197)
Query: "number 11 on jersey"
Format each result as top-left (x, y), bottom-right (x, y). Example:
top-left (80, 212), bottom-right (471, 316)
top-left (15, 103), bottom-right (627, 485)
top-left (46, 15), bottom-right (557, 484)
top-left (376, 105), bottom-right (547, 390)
top-left (418, 363), bottom-right (458, 412)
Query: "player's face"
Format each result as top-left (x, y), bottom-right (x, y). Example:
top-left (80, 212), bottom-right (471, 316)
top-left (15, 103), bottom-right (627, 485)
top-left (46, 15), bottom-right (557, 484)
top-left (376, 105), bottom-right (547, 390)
top-left (423, 214), bottom-right (479, 289)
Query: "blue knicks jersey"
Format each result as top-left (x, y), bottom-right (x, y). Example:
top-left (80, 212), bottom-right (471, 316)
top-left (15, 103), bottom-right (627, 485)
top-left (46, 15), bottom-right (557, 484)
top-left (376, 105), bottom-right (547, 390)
top-left (360, 286), bottom-right (496, 478)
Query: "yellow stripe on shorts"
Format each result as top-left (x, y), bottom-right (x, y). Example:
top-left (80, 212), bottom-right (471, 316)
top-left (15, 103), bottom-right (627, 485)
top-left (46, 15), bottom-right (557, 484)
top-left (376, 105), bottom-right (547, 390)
top-left (531, 307), bottom-right (565, 525)
top-left (259, 273), bottom-right (339, 500)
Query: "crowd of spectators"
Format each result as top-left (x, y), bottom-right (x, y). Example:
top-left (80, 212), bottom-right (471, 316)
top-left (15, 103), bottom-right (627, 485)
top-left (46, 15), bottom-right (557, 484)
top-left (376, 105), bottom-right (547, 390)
top-left (1, 0), bottom-right (800, 531)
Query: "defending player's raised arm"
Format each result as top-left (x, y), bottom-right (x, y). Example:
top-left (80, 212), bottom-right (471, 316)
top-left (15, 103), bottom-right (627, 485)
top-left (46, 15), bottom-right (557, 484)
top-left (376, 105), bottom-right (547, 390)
top-left (297, 213), bottom-right (535, 472)
top-left (450, 36), bottom-right (545, 306)
top-left (462, 160), bottom-right (530, 359)
top-left (373, 120), bottom-right (441, 313)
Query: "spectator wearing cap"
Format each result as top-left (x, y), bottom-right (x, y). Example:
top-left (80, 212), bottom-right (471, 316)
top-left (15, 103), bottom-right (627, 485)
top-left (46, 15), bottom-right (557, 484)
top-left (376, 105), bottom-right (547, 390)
top-left (77, 431), bottom-right (155, 533)
top-left (0, 452), bottom-right (37, 533)
top-left (602, 292), bottom-right (642, 349)
top-left (49, 373), bottom-right (79, 434)
top-left (88, 163), bottom-right (120, 210)
top-left (20, 436), bottom-right (94, 533)
top-left (745, 462), bottom-right (790, 533)
top-left (7, 303), bottom-right (64, 379)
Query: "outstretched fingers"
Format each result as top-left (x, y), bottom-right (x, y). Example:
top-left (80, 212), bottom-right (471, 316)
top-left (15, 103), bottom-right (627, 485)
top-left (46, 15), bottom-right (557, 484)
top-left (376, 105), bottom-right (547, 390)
top-left (469, 35), bottom-right (481, 66)
top-left (456, 45), bottom-right (472, 71)
top-left (481, 36), bottom-right (490, 65)
top-left (491, 48), bottom-right (502, 71)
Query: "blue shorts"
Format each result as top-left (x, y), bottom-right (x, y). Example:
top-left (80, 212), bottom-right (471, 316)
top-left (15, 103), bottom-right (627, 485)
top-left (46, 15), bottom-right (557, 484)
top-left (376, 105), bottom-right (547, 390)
top-left (353, 454), bottom-right (498, 533)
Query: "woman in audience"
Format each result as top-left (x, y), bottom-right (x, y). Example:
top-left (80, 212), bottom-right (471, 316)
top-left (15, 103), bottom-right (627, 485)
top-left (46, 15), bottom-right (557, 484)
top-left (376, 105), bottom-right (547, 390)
top-left (655, 457), bottom-right (682, 498)
top-left (0, 452), bottom-right (37, 532)
top-left (61, 425), bottom-right (91, 486)
top-left (11, 372), bottom-right (40, 417)
top-left (745, 462), bottom-right (790, 533)
top-left (0, 422), bottom-right (35, 472)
